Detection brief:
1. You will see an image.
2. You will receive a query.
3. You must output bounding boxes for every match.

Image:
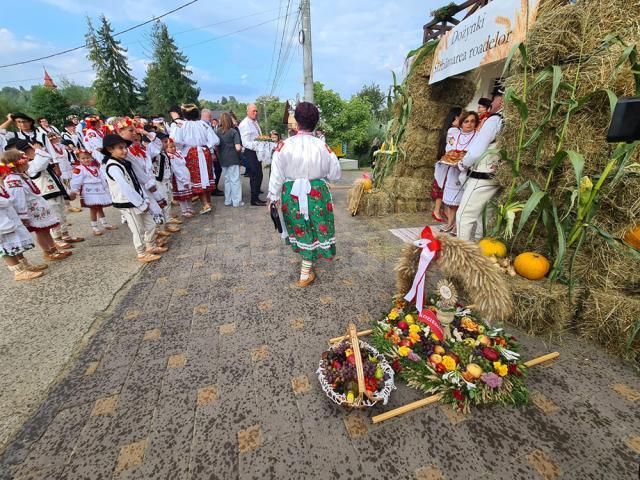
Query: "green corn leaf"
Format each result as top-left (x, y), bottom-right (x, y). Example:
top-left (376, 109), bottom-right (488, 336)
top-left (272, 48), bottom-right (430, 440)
top-left (502, 42), bottom-right (523, 78)
top-left (507, 91), bottom-right (529, 122)
top-left (603, 88), bottom-right (618, 122)
top-left (549, 150), bottom-right (568, 173)
top-left (550, 205), bottom-right (567, 279)
top-left (566, 150), bottom-right (585, 188)
top-left (522, 125), bottom-right (545, 149)
top-left (516, 191), bottom-right (547, 236)
top-left (589, 225), bottom-right (640, 259)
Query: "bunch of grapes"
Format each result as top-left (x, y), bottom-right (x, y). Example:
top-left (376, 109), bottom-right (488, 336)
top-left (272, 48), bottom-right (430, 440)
top-left (362, 358), bottom-right (377, 377)
top-left (339, 363), bottom-right (357, 382)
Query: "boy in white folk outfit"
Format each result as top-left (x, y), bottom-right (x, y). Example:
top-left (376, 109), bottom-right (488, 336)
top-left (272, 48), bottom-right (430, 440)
top-left (20, 139), bottom-right (84, 249)
top-left (102, 134), bottom-right (166, 263)
top-left (70, 149), bottom-right (116, 236)
top-left (151, 133), bottom-right (181, 234)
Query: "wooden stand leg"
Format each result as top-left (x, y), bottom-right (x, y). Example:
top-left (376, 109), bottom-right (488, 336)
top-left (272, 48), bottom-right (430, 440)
top-left (371, 352), bottom-right (560, 424)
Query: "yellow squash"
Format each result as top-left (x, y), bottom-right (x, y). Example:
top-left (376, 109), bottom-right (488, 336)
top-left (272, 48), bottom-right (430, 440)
top-left (513, 252), bottom-right (550, 280)
top-left (478, 238), bottom-right (507, 258)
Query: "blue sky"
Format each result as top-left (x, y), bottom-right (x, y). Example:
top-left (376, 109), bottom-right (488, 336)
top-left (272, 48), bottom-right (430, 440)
top-left (0, 0), bottom-right (449, 103)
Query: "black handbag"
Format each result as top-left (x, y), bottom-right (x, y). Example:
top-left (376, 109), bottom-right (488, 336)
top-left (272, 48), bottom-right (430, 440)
top-left (270, 202), bottom-right (283, 233)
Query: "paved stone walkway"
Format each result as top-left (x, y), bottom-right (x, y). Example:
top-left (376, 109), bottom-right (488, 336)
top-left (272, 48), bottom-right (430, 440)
top-left (1, 173), bottom-right (639, 479)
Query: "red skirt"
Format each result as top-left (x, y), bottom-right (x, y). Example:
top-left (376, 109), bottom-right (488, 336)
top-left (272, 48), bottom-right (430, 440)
top-left (431, 179), bottom-right (443, 200)
top-left (186, 147), bottom-right (215, 194)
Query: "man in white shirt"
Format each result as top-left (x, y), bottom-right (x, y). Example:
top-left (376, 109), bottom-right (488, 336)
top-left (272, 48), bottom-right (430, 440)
top-left (456, 93), bottom-right (504, 242)
top-left (238, 103), bottom-right (266, 206)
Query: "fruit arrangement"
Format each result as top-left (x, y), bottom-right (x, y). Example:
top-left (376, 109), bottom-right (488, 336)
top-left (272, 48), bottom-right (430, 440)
top-left (440, 149), bottom-right (466, 165)
top-left (317, 337), bottom-right (395, 408)
top-left (371, 296), bottom-right (529, 413)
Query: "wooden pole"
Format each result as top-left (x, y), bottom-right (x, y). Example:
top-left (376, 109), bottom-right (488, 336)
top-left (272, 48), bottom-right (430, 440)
top-left (371, 351), bottom-right (560, 424)
top-left (329, 329), bottom-right (372, 345)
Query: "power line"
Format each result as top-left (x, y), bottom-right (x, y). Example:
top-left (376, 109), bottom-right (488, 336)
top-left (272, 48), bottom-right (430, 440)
top-left (270, 0), bottom-right (293, 94)
top-left (265, 0), bottom-right (285, 92)
top-left (271, 6), bottom-right (301, 96)
top-left (0, 13), bottom-right (293, 86)
top-left (0, 0), bottom-right (199, 69)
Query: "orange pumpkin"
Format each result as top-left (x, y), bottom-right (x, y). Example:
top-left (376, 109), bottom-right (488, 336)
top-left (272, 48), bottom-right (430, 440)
top-left (513, 252), bottom-right (550, 280)
top-left (478, 238), bottom-right (507, 258)
top-left (362, 178), bottom-right (373, 192)
top-left (624, 225), bottom-right (640, 250)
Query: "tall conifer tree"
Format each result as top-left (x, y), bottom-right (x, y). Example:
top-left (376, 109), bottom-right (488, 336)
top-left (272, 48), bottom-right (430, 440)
top-left (85, 16), bottom-right (138, 115)
top-left (142, 21), bottom-right (200, 115)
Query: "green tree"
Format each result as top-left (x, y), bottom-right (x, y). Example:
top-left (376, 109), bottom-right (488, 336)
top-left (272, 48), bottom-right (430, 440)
top-left (255, 95), bottom-right (287, 135)
top-left (141, 21), bottom-right (200, 115)
top-left (334, 96), bottom-right (373, 152)
top-left (313, 82), bottom-right (344, 129)
top-left (58, 78), bottom-right (94, 107)
top-left (30, 86), bottom-right (71, 126)
top-left (0, 87), bottom-right (32, 119)
top-left (356, 82), bottom-right (385, 117)
top-left (86, 15), bottom-right (138, 115)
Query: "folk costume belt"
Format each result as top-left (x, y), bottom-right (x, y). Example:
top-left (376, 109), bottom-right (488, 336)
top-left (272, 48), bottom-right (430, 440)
top-left (469, 171), bottom-right (495, 180)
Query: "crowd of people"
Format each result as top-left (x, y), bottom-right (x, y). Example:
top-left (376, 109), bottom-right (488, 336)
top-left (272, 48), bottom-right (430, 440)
top-left (0, 101), bottom-right (342, 286)
top-left (431, 91), bottom-right (503, 241)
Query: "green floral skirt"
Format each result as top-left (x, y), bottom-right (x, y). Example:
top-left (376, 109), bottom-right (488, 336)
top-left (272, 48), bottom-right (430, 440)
top-left (281, 179), bottom-right (336, 261)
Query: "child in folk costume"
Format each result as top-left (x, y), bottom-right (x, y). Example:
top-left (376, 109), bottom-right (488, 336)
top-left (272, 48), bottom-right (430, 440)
top-left (113, 118), bottom-right (168, 230)
top-left (82, 115), bottom-right (106, 165)
top-left (166, 138), bottom-right (194, 218)
top-left (102, 134), bottom-right (166, 263)
top-left (151, 133), bottom-right (181, 235)
top-left (20, 139), bottom-right (84, 249)
top-left (70, 149), bottom-right (116, 236)
top-left (268, 102), bottom-right (342, 287)
top-left (47, 131), bottom-right (82, 213)
top-left (0, 161), bottom-right (47, 280)
top-left (2, 150), bottom-right (71, 261)
top-left (170, 104), bottom-right (219, 214)
top-left (435, 111), bottom-right (479, 235)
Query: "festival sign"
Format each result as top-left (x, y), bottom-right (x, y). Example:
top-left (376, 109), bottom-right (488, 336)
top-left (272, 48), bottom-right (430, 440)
top-left (429, 0), bottom-right (541, 84)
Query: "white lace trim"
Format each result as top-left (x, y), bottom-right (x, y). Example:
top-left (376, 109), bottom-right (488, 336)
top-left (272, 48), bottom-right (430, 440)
top-left (288, 236), bottom-right (336, 251)
top-left (317, 340), bottom-right (396, 407)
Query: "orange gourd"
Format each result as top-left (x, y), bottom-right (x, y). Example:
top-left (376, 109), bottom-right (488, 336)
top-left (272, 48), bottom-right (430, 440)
top-left (513, 252), bottom-right (550, 280)
top-left (478, 238), bottom-right (507, 258)
top-left (624, 225), bottom-right (640, 250)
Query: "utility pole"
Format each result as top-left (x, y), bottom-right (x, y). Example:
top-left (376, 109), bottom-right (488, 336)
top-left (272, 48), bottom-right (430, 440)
top-left (300, 0), bottom-right (314, 103)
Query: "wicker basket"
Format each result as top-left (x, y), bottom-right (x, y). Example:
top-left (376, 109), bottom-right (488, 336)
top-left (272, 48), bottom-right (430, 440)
top-left (317, 323), bottom-right (395, 408)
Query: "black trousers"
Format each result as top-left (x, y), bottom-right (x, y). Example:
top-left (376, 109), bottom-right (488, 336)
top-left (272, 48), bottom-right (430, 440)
top-left (245, 149), bottom-right (263, 201)
top-left (213, 158), bottom-right (222, 185)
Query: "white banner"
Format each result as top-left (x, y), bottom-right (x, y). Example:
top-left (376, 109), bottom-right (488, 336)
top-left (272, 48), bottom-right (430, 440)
top-left (429, 0), bottom-right (541, 84)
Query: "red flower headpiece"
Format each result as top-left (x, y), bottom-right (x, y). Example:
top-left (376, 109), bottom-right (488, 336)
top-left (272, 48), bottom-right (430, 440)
top-left (102, 124), bottom-right (115, 135)
top-left (0, 164), bottom-right (13, 176)
top-left (115, 117), bottom-right (134, 132)
top-left (84, 115), bottom-right (102, 131)
top-left (75, 148), bottom-right (92, 156)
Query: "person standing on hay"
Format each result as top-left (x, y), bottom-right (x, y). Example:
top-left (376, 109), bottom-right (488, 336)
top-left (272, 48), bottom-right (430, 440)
top-left (456, 92), bottom-right (504, 242)
top-left (267, 102), bottom-right (342, 287)
top-left (432, 107), bottom-right (462, 223)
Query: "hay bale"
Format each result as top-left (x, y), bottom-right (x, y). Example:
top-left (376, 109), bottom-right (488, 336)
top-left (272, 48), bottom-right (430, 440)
top-left (570, 242), bottom-right (640, 293)
top-left (358, 189), bottom-right (394, 216)
top-left (580, 289), bottom-right (640, 363)
top-left (507, 276), bottom-right (577, 335)
top-left (347, 181), bottom-right (365, 216)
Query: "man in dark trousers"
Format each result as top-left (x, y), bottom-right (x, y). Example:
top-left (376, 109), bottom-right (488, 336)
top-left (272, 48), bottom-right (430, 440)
top-left (238, 103), bottom-right (265, 206)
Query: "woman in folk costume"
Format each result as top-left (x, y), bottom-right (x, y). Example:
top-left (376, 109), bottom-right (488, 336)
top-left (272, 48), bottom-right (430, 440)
top-left (82, 115), bottom-right (106, 165)
top-left (166, 138), bottom-right (194, 218)
top-left (170, 104), bottom-right (220, 214)
top-left (70, 149), bottom-right (116, 236)
top-left (22, 139), bottom-right (84, 249)
top-left (435, 111), bottom-right (479, 236)
top-left (268, 102), bottom-right (342, 287)
top-left (2, 150), bottom-right (71, 261)
top-left (150, 133), bottom-right (181, 235)
top-left (102, 134), bottom-right (167, 263)
top-left (113, 117), bottom-right (168, 230)
top-left (0, 160), bottom-right (47, 280)
top-left (432, 107), bottom-right (461, 223)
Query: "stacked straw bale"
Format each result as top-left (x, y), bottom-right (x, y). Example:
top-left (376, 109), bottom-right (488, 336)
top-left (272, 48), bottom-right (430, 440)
top-left (500, 0), bottom-right (640, 357)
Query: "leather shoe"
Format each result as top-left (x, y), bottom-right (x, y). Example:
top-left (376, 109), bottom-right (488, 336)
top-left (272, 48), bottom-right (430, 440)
top-left (251, 200), bottom-right (267, 206)
top-left (212, 189), bottom-right (224, 196)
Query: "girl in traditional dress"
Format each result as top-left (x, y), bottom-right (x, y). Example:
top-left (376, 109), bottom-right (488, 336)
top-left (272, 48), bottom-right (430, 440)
top-left (70, 149), bottom-right (116, 236)
top-left (432, 107), bottom-right (462, 223)
top-left (151, 134), bottom-right (181, 235)
top-left (0, 161), bottom-right (47, 280)
top-left (268, 102), bottom-right (342, 287)
top-left (1, 150), bottom-right (70, 261)
top-left (82, 115), bottom-right (106, 165)
top-left (166, 138), bottom-right (194, 218)
top-left (170, 104), bottom-right (219, 214)
top-left (437, 111), bottom-right (479, 235)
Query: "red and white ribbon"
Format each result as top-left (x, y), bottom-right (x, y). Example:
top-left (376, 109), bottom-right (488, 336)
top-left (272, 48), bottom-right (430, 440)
top-left (404, 226), bottom-right (441, 313)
